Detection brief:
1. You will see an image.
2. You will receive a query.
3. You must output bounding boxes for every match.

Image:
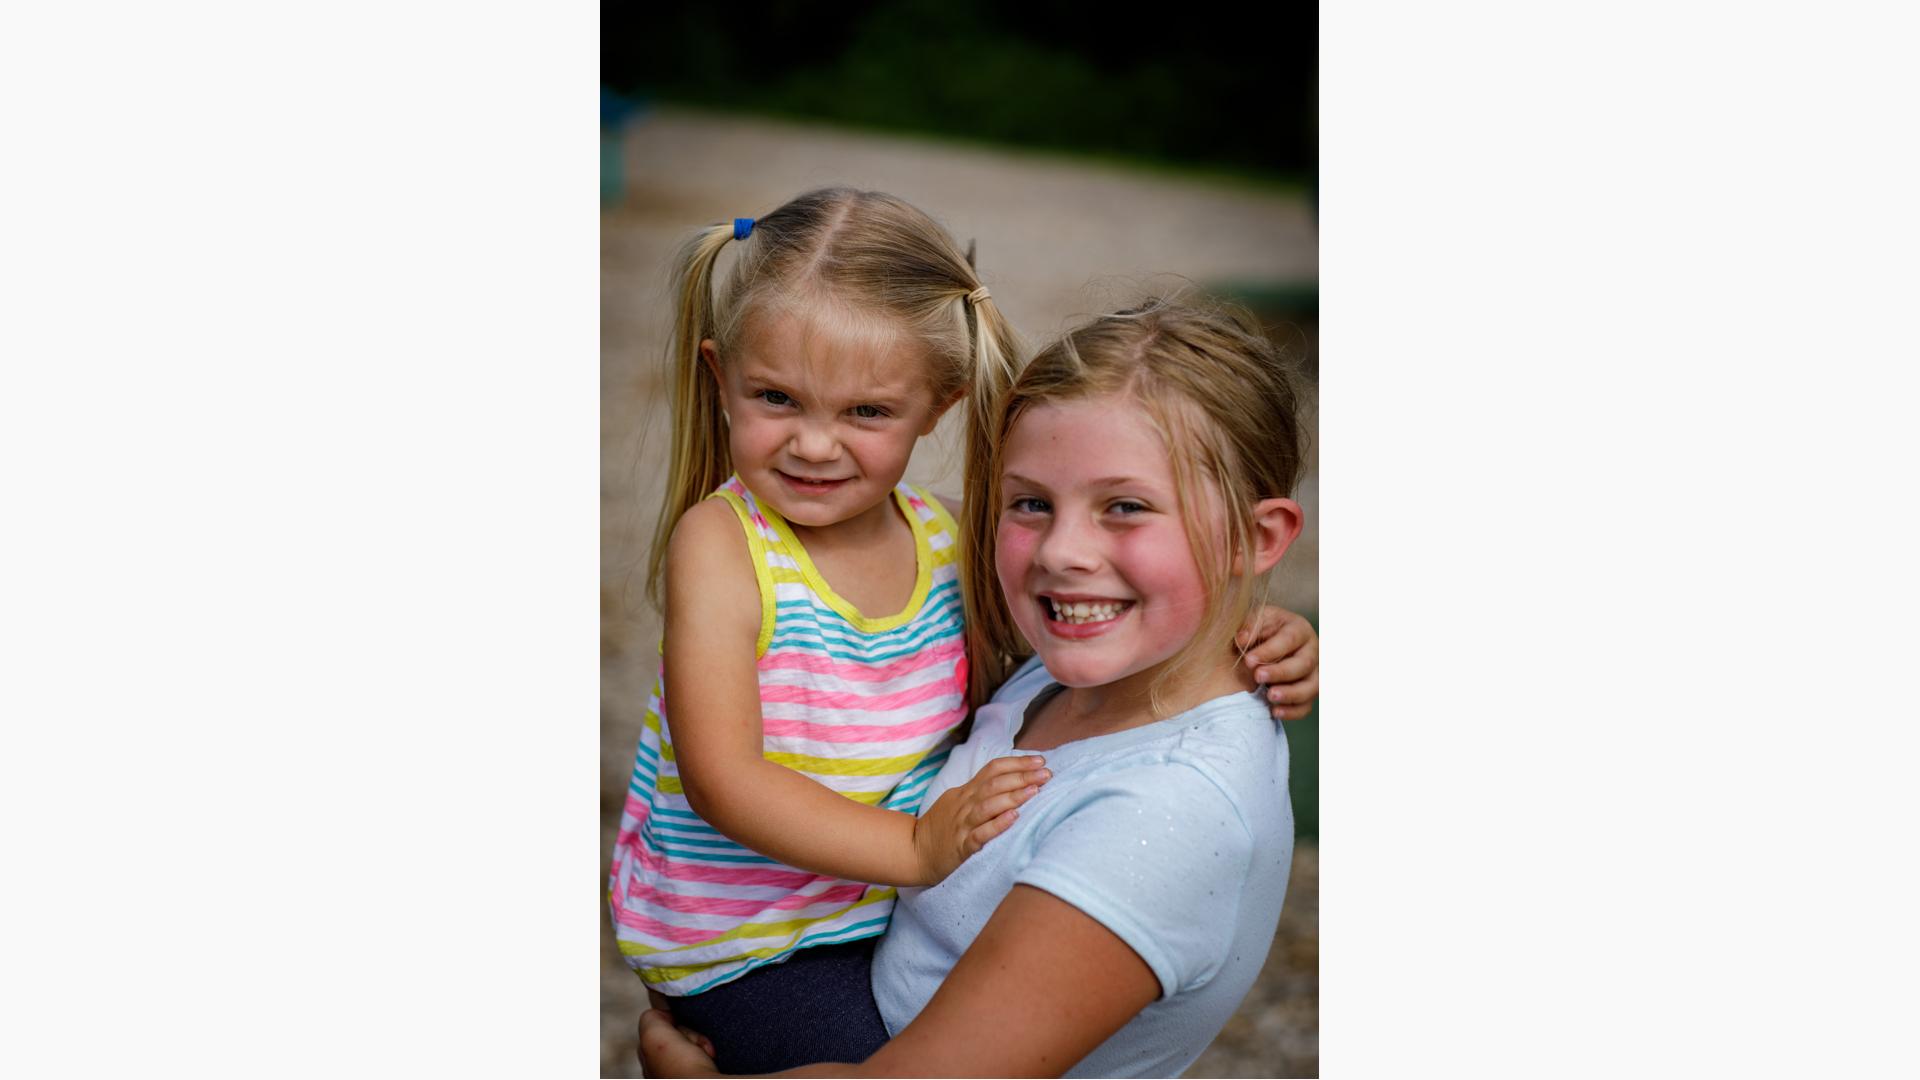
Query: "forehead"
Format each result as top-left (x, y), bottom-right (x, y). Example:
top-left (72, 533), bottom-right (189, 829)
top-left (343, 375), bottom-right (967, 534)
top-left (734, 308), bottom-right (930, 400)
top-left (1001, 394), bottom-right (1174, 487)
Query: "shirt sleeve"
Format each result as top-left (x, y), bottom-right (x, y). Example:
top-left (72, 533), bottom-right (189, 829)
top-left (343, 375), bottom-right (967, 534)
top-left (1012, 763), bottom-right (1256, 999)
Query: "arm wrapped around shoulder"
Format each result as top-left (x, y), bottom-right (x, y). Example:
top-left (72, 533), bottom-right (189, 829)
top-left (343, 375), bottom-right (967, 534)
top-left (1011, 764), bottom-right (1281, 999)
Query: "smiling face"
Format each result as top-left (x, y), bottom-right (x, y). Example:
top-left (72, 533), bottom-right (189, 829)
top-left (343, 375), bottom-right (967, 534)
top-left (707, 306), bottom-right (948, 534)
top-left (994, 392), bottom-right (1223, 697)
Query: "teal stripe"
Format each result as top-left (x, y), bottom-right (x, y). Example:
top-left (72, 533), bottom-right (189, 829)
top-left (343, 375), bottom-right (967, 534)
top-left (639, 835), bottom-right (776, 864)
top-left (882, 773), bottom-right (935, 807)
top-left (767, 616), bottom-right (964, 663)
top-left (647, 820), bottom-right (727, 841)
top-left (628, 763), bottom-right (658, 794)
top-left (771, 580), bottom-right (963, 633)
top-left (679, 917), bottom-right (894, 995)
top-left (766, 608), bottom-right (963, 647)
top-left (649, 832), bottom-right (748, 852)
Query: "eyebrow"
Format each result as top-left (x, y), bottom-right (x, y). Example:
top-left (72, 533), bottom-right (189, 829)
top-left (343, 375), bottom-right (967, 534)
top-left (739, 372), bottom-right (910, 409)
top-left (1002, 473), bottom-right (1156, 489)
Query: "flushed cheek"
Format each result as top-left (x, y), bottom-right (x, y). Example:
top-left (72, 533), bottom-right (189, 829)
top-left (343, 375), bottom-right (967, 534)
top-left (995, 525), bottom-right (1041, 625)
top-left (1114, 528), bottom-right (1210, 624)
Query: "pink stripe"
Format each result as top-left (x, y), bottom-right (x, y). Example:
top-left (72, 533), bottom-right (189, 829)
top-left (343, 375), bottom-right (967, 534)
top-left (762, 702), bottom-right (967, 744)
top-left (632, 838), bottom-right (824, 890)
top-left (758, 638), bottom-right (964, 681)
top-left (761, 674), bottom-right (958, 714)
top-left (622, 880), bottom-right (869, 918)
top-left (612, 906), bottom-right (731, 945)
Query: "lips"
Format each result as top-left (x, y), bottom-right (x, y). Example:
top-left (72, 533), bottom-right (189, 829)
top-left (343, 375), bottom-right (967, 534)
top-left (777, 470), bottom-right (852, 492)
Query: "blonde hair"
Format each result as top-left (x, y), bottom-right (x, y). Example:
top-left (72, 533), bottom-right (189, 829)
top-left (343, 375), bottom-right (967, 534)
top-left (962, 297), bottom-right (1309, 712)
top-left (647, 188), bottom-right (1023, 612)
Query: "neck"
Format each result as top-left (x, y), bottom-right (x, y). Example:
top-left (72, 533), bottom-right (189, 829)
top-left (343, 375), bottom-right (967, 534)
top-left (783, 490), bottom-right (902, 552)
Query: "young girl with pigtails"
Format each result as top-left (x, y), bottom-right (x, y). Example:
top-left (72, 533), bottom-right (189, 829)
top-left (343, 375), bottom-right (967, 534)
top-left (608, 189), bottom-right (1319, 1071)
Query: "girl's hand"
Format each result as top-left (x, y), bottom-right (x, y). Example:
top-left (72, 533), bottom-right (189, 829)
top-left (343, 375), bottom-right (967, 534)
top-left (912, 755), bottom-right (1051, 885)
top-left (637, 1009), bottom-right (719, 1078)
top-left (1236, 605), bottom-right (1319, 721)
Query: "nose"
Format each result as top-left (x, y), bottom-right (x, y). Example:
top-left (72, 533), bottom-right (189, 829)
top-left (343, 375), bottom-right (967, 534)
top-left (787, 419), bottom-right (840, 465)
top-left (1033, 511), bottom-right (1102, 575)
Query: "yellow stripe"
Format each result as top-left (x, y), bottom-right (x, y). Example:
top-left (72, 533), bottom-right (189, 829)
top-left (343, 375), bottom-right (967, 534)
top-left (758, 486), bottom-right (934, 633)
top-left (764, 749), bottom-right (931, 776)
top-left (657, 740), bottom-right (929, 779)
top-left (713, 487), bottom-right (779, 658)
top-left (647, 771), bottom-right (888, 805)
top-left (916, 485), bottom-right (962, 542)
top-left (618, 889), bottom-right (898, 971)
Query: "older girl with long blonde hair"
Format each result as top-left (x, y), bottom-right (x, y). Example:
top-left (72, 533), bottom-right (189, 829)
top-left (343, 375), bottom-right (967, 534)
top-left (611, 192), bottom-right (1317, 1071)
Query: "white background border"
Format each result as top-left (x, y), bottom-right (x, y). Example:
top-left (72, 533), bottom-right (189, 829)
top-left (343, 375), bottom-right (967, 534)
top-left (5, 2), bottom-right (1917, 1074)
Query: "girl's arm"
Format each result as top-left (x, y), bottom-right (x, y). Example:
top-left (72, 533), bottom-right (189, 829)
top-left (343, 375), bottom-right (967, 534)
top-left (640, 884), bottom-right (1159, 1078)
top-left (1237, 604), bottom-right (1320, 720)
top-left (663, 500), bottom-right (1047, 887)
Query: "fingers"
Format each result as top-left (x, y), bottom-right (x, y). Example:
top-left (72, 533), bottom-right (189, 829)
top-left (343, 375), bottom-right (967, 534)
top-left (968, 807), bottom-right (1022, 847)
top-left (1250, 644), bottom-right (1316, 687)
top-left (960, 764), bottom-right (1050, 825)
top-left (639, 1009), bottom-right (719, 1076)
top-left (1265, 672), bottom-right (1318, 720)
top-left (1240, 617), bottom-right (1315, 670)
top-left (971, 782), bottom-right (1044, 823)
top-left (1228, 599), bottom-right (1290, 641)
top-left (978, 754), bottom-right (1044, 779)
top-left (637, 1009), bottom-right (679, 1053)
top-left (980, 763), bottom-right (1052, 797)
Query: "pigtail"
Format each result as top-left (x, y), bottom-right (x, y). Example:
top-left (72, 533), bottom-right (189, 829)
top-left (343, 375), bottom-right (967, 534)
top-left (647, 221), bottom-right (743, 607)
top-left (958, 290), bottom-right (1027, 709)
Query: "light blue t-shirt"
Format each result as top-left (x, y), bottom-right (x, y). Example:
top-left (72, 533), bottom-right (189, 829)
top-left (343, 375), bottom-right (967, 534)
top-left (871, 657), bottom-right (1293, 1078)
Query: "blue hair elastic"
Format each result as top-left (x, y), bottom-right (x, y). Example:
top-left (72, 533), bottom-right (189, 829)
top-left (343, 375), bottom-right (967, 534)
top-left (733, 217), bottom-right (755, 241)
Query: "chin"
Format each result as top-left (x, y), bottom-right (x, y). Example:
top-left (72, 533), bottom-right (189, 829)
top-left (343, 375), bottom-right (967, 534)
top-left (1021, 635), bottom-right (1132, 689)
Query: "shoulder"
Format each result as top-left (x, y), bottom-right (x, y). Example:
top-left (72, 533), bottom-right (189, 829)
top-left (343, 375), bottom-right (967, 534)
top-left (1012, 758), bottom-right (1260, 998)
top-left (907, 485), bottom-right (963, 534)
top-left (664, 497), bottom-right (750, 577)
top-left (1051, 756), bottom-right (1258, 848)
top-left (662, 497), bottom-right (760, 639)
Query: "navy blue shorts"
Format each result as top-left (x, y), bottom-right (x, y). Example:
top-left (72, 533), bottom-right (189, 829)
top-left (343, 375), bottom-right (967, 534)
top-left (663, 937), bottom-right (891, 1072)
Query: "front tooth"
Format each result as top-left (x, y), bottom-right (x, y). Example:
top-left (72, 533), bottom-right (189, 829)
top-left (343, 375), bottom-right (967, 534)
top-left (1068, 603), bottom-right (1089, 618)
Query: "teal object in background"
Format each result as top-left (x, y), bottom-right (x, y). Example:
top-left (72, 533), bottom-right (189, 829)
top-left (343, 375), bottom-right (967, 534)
top-left (601, 88), bottom-right (646, 206)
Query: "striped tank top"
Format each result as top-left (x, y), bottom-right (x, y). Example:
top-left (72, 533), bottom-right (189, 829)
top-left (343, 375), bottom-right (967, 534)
top-left (608, 475), bottom-right (970, 995)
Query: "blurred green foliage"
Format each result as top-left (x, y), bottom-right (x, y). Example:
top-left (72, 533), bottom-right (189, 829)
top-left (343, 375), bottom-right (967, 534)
top-left (603, 0), bottom-right (1316, 186)
top-left (1290, 703), bottom-right (1318, 841)
top-left (1286, 612), bottom-right (1318, 840)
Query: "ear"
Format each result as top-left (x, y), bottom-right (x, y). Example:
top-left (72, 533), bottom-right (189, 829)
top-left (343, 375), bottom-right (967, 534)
top-left (919, 387), bottom-right (967, 437)
top-left (1239, 497), bottom-right (1304, 576)
top-left (698, 339), bottom-right (723, 385)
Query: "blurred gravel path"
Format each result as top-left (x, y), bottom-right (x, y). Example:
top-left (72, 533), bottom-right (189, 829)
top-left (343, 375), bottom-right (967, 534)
top-left (602, 105), bottom-right (1318, 1077)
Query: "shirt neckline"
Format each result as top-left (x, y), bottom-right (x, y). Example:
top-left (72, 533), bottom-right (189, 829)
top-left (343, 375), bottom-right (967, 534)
top-left (756, 482), bottom-right (935, 633)
top-left (1007, 677), bottom-right (1266, 761)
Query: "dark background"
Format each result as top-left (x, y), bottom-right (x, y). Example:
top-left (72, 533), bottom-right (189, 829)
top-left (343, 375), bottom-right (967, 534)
top-left (602, 0), bottom-right (1317, 189)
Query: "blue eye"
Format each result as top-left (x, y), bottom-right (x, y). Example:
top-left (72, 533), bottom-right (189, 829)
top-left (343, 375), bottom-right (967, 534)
top-left (851, 404), bottom-right (887, 419)
top-left (758, 389), bottom-right (793, 407)
top-left (1009, 496), bottom-right (1050, 514)
top-left (1110, 500), bottom-right (1149, 515)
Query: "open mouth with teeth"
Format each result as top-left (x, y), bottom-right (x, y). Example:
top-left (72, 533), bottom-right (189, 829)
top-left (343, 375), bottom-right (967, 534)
top-left (1041, 596), bottom-right (1135, 625)
top-left (778, 471), bottom-right (851, 488)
